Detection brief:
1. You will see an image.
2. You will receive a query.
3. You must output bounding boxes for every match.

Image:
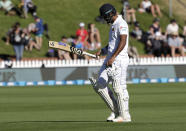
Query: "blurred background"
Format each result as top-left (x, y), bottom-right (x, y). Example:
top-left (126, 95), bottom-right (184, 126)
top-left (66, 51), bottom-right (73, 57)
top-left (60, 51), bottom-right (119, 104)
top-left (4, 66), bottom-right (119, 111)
top-left (0, 0), bottom-right (186, 60)
top-left (0, 0), bottom-right (186, 84)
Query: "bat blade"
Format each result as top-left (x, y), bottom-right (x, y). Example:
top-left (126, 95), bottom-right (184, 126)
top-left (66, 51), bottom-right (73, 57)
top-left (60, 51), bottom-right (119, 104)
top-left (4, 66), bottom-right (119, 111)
top-left (48, 41), bottom-right (71, 52)
top-left (48, 41), bottom-right (96, 58)
top-left (48, 41), bottom-right (83, 55)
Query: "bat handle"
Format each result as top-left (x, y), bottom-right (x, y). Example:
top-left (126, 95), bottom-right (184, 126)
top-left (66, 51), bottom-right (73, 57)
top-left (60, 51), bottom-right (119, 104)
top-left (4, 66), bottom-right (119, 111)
top-left (83, 52), bottom-right (97, 58)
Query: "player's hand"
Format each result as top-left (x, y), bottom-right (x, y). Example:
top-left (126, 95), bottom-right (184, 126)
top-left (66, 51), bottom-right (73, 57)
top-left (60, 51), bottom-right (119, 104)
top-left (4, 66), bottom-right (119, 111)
top-left (107, 56), bottom-right (115, 67)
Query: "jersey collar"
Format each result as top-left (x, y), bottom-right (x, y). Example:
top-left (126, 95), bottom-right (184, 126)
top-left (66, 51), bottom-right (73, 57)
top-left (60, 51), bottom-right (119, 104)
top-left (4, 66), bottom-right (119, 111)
top-left (112, 15), bottom-right (121, 25)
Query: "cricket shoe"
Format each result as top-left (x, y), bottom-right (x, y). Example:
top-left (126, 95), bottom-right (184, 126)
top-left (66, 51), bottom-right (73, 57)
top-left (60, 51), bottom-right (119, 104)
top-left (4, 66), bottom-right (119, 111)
top-left (107, 112), bottom-right (115, 122)
top-left (111, 116), bottom-right (131, 123)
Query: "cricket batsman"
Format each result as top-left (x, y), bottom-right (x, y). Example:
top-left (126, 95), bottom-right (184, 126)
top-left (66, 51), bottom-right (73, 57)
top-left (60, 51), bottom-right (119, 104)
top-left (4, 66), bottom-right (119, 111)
top-left (89, 3), bottom-right (131, 122)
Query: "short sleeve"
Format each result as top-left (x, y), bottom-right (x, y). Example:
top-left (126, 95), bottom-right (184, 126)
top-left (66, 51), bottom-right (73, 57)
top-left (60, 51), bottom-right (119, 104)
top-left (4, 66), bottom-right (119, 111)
top-left (118, 23), bottom-right (128, 35)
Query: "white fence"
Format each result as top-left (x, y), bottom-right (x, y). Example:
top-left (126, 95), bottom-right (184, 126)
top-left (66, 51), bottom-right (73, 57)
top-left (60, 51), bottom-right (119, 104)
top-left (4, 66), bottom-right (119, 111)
top-left (0, 57), bottom-right (186, 69)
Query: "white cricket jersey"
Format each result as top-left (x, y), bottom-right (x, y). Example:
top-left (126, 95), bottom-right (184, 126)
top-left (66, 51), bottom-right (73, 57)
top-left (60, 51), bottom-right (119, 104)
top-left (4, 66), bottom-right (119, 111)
top-left (108, 15), bottom-right (129, 57)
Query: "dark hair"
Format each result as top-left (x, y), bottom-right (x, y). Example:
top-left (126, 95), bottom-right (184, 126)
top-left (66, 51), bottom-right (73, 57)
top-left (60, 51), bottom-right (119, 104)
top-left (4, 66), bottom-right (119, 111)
top-left (153, 18), bottom-right (160, 23)
top-left (61, 35), bottom-right (67, 40)
top-left (12, 22), bottom-right (20, 29)
top-left (88, 23), bottom-right (93, 29)
top-left (88, 23), bottom-right (91, 29)
top-left (15, 22), bottom-right (20, 27)
top-left (34, 16), bottom-right (39, 20)
top-left (134, 21), bottom-right (140, 27)
top-left (70, 35), bottom-right (76, 39)
top-left (170, 19), bottom-right (176, 23)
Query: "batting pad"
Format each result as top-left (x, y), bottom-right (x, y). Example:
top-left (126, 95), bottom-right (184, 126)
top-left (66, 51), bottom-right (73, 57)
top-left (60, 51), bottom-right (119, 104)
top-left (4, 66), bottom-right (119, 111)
top-left (112, 79), bottom-right (128, 118)
top-left (89, 77), bottom-right (118, 113)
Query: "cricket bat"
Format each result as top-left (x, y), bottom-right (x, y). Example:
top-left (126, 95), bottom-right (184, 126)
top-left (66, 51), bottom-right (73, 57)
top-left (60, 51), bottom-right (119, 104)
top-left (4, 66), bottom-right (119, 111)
top-left (48, 41), bottom-right (96, 58)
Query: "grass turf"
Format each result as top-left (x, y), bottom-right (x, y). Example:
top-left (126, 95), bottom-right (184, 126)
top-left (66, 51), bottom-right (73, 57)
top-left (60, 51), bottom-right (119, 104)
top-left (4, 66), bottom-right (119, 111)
top-left (0, 83), bottom-right (186, 131)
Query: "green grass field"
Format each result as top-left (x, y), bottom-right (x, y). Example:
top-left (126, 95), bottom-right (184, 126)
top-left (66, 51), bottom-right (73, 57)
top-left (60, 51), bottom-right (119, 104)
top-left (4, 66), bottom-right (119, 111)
top-left (0, 83), bottom-right (186, 131)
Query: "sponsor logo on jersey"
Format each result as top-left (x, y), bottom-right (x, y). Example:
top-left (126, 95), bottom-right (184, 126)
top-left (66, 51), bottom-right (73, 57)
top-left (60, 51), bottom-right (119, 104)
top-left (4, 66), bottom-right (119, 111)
top-left (120, 26), bottom-right (127, 32)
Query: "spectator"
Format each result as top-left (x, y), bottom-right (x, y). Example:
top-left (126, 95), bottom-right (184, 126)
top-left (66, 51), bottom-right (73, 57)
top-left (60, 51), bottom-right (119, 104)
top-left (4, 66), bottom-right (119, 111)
top-left (145, 18), bottom-right (161, 54)
top-left (168, 32), bottom-right (185, 57)
top-left (28, 22), bottom-right (36, 33)
top-left (139, 0), bottom-right (162, 17)
top-left (76, 22), bottom-right (90, 50)
top-left (9, 25), bottom-right (24, 60)
top-left (34, 16), bottom-right (44, 49)
top-left (87, 23), bottom-right (101, 50)
top-left (0, 0), bottom-right (22, 17)
top-left (4, 22), bottom-right (21, 45)
top-left (28, 22), bottom-right (50, 40)
top-left (58, 36), bottom-right (72, 60)
top-left (22, 28), bottom-right (40, 51)
top-left (182, 21), bottom-right (186, 52)
top-left (131, 22), bottom-right (143, 40)
top-left (161, 32), bottom-right (170, 57)
top-left (166, 19), bottom-right (179, 37)
top-left (46, 49), bottom-right (56, 58)
top-left (151, 32), bottom-right (162, 57)
top-left (21, 0), bottom-right (37, 18)
top-left (122, 0), bottom-right (136, 24)
top-left (183, 21), bottom-right (186, 38)
top-left (128, 45), bottom-right (139, 58)
top-left (43, 23), bottom-right (50, 39)
top-left (149, 18), bottom-right (161, 35)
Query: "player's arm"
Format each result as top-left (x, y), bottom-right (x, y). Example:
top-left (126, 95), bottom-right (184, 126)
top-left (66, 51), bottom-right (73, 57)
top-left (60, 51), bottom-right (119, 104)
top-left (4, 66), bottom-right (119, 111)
top-left (107, 23), bottom-right (128, 66)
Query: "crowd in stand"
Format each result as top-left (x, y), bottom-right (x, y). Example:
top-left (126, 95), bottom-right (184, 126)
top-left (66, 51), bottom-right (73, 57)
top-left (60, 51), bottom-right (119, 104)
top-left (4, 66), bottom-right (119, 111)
top-left (0, 0), bottom-right (50, 61)
top-left (1, 0), bottom-right (186, 61)
top-left (1, 0), bottom-right (101, 61)
top-left (122, 0), bottom-right (186, 58)
top-left (0, 0), bottom-right (37, 18)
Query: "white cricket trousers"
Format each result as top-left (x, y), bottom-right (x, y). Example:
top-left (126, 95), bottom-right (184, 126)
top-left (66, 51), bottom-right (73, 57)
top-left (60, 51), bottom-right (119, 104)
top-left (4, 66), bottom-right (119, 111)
top-left (96, 54), bottom-right (130, 118)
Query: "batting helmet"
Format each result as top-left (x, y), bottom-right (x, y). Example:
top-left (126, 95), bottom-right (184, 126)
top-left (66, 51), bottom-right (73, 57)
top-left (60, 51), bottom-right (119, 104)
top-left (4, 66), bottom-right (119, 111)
top-left (99, 3), bottom-right (116, 24)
